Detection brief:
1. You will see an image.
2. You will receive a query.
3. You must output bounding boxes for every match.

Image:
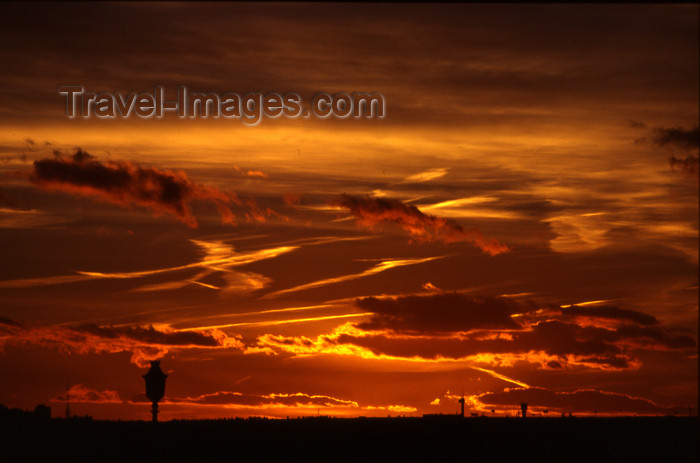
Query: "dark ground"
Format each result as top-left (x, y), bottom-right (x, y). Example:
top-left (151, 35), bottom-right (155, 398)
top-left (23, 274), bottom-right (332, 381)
top-left (1, 413), bottom-right (698, 463)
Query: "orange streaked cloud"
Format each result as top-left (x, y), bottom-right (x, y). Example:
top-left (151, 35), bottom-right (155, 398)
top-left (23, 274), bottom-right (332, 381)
top-left (401, 168), bottom-right (449, 183)
top-left (246, 170), bottom-right (268, 178)
top-left (184, 312), bottom-right (373, 331)
top-left (0, 207), bottom-right (72, 229)
top-left (333, 194), bottom-right (509, 255)
top-left (468, 366), bottom-right (531, 388)
top-left (417, 197), bottom-right (525, 220)
top-left (172, 304), bottom-right (339, 330)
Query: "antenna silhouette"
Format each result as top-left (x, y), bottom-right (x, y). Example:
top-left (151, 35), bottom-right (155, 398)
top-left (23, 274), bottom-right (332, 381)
top-left (65, 383), bottom-right (70, 419)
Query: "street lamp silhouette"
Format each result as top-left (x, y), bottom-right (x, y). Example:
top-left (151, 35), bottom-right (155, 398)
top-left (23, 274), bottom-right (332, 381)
top-left (143, 361), bottom-right (167, 422)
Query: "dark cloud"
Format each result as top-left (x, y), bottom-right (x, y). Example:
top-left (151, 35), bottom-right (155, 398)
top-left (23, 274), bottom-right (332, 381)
top-left (30, 149), bottom-right (239, 227)
top-left (615, 324), bottom-right (696, 350)
top-left (560, 305), bottom-right (659, 326)
top-left (475, 387), bottom-right (677, 415)
top-left (71, 323), bottom-right (221, 347)
top-left (525, 320), bottom-right (622, 359)
top-left (333, 194), bottom-right (509, 255)
top-left (647, 126), bottom-right (699, 179)
top-left (652, 126), bottom-right (700, 151)
top-left (356, 293), bottom-right (523, 334)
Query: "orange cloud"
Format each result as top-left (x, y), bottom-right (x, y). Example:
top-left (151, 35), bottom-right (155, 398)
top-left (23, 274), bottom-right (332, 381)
top-left (422, 282), bottom-right (441, 292)
top-left (332, 194), bottom-right (509, 255)
top-left (246, 170), bottom-right (267, 178)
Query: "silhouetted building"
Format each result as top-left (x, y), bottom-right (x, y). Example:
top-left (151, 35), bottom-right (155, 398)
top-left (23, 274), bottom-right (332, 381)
top-left (459, 395), bottom-right (465, 418)
top-left (520, 402), bottom-right (528, 418)
top-left (143, 361), bottom-right (168, 422)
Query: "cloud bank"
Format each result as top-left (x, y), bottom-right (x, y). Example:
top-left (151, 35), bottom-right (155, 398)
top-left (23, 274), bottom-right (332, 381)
top-left (251, 293), bottom-right (696, 371)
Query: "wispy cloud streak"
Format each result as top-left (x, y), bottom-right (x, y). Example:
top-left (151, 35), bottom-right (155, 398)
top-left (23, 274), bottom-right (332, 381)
top-left (263, 256), bottom-right (444, 299)
top-left (0, 240), bottom-right (296, 291)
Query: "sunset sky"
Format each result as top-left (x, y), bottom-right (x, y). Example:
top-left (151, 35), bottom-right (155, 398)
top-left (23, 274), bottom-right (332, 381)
top-left (0, 3), bottom-right (698, 420)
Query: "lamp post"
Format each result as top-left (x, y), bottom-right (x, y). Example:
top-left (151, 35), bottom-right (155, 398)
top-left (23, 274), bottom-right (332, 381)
top-left (143, 361), bottom-right (167, 422)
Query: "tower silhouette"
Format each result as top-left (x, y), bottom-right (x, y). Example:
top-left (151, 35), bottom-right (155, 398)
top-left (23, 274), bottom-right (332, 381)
top-left (143, 361), bottom-right (168, 422)
top-left (520, 402), bottom-right (528, 418)
top-left (65, 383), bottom-right (70, 419)
top-left (459, 392), bottom-right (465, 418)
